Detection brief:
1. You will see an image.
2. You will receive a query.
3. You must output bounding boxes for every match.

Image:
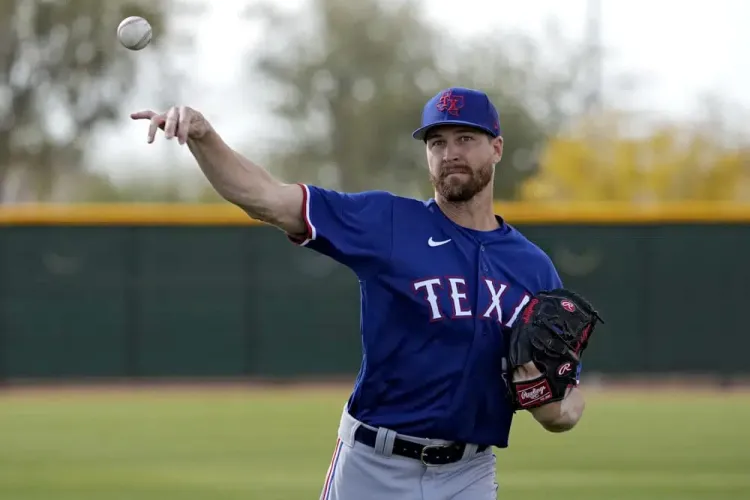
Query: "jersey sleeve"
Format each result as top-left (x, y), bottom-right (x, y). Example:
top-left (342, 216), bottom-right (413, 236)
top-left (544, 263), bottom-right (564, 290)
top-left (545, 260), bottom-right (585, 380)
top-left (288, 183), bottom-right (394, 276)
top-left (529, 251), bottom-right (586, 380)
top-left (537, 253), bottom-right (583, 378)
top-left (533, 249), bottom-right (563, 292)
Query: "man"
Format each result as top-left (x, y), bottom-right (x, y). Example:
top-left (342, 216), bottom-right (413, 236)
top-left (132, 86), bottom-right (587, 499)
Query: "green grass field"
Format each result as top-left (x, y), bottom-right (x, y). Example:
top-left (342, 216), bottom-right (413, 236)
top-left (1, 385), bottom-right (748, 500)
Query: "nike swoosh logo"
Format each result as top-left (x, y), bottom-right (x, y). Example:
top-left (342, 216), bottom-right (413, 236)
top-left (428, 237), bottom-right (452, 247)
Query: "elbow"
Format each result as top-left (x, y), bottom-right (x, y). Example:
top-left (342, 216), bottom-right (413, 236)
top-left (540, 418), bottom-right (579, 433)
top-left (232, 182), bottom-right (285, 223)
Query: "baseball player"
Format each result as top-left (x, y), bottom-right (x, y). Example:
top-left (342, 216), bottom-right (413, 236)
top-left (132, 86), bottom-right (602, 499)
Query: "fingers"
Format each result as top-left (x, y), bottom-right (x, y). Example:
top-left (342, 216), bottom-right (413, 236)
top-left (164, 106), bottom-right (179, 140)
top-left (133, 106), bottom-right (193, 145)
top-left (513, 361), bottom-right (542, 382)
top-left (177, 106), bottom-right (191, 145)
top-left (130, 110), bottom-right (156, 120)
top-left (147, 114), bottom-right (166, 144)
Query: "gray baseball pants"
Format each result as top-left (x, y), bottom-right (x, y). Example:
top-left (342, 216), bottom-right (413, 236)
top-left (319, 405), bottom-right (499, 500)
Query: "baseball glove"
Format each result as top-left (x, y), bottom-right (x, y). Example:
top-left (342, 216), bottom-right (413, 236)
top-left (507, 288), bottom-right (603, 410)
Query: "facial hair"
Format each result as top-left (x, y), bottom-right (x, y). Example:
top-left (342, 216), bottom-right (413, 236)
top-left (430, 161), bottom-right (493, 202)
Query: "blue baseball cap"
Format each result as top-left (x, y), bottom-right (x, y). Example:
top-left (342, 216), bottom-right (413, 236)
top-left (412, 87), bottom-right (501, 141)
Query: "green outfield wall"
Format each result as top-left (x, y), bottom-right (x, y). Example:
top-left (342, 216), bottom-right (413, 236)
top-left (0, 202), bottom-right (747, 380)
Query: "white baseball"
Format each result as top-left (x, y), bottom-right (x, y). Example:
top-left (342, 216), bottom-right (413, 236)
top-left (117, 16), bottom-right (152, 51)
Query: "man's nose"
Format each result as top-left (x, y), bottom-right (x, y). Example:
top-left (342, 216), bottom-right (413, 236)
top-left (442, 143), bottom-right (460, 161)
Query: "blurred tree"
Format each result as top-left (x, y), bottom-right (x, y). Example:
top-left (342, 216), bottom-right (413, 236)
top-left (436, 23), bottom-right (596, 199)
top-left (0, 0), bottom-right (174, 202)
top-left (242, 0), bottom-right (562, 199)
top-left (80, 173), bottom-right (186, 202)
top-left (520, 110), bottom-right (750, 202)
top-left (77, 166), bottom-right (219, 202)
top-left (242, 0), bottom-right (444, 197)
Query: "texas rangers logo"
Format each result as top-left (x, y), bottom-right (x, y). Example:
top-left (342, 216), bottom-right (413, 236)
top-left (436, 90), bottom-right (464, 116)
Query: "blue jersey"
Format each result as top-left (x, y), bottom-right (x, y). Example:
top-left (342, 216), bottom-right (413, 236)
top-left (289, 184), bottom-right (563, 448)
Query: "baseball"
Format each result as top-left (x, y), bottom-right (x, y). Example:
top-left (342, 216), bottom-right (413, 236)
top-left (117, 16), bottom-right (152, 51)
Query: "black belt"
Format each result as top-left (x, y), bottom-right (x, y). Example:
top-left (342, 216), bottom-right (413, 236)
top-left (353, 425), bottom-right (489, 466)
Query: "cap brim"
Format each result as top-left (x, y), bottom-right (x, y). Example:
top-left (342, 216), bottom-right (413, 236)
top-left (412, 121), bottom-right (498, 141)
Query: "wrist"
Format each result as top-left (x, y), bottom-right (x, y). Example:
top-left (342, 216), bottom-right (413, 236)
top-left (186, 120), bottom-right (216, 145)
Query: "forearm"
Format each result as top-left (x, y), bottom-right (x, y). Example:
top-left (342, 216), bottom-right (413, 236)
top-left (186, 129), bottom-right (304, 234)
top-left (187, 128), bottom-right (277, 217)
top-left (528, 387), bottom-right (585, 433)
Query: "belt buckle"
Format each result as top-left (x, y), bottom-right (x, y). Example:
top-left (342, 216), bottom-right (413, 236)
top-left (419, 443), bottom-right (453, 467)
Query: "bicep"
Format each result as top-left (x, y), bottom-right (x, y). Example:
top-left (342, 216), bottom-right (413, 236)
top-left (239, 182), bottom-right (306, 237)
top-left (272, 183), bottom-right (307, 237)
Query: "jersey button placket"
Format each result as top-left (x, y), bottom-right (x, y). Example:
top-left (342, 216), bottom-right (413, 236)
top-left (478, 244), bottom-right (489, 335)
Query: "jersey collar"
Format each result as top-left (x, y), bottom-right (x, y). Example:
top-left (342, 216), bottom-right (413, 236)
top-left (424, 198), bottom-right (511, 244)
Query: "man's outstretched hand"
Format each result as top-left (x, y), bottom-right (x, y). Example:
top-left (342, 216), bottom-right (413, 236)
top-left (130, 106), bottom-right (211, 145)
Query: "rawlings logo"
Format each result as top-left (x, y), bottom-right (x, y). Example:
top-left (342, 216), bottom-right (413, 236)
top-left (517, 380), bottom-right (552, 407)
top-left (557, 362), bottom-right (573, 376)
top-left (561, 300), bottom-right (576, 312)
top-left (521, 386), bottom-right (546, 401)
top-left (436, 90), bottom-right (464, 116)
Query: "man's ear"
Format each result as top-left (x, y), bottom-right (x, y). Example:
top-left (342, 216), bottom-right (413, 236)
top-left (493, 136), bottom-right (504, 163)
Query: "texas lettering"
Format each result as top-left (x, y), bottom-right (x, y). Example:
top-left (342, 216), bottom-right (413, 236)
top-left (412, 277), bottom-right (530, 327)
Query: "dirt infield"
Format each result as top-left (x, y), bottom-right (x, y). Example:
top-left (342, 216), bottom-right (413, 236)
top-left (1, 374), bottom-right (749, 397)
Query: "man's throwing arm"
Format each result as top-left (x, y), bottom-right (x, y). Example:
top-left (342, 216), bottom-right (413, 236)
top-left (187, 128), bottom-right (306, 237)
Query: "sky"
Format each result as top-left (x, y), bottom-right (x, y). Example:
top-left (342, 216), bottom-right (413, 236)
top-left (427, 0), bottom-right (750, 114)
top-left (93, 0), bottom-right (750, 179)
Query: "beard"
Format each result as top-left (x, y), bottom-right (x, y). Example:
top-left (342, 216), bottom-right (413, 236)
top-left (430, 161), bottom-right (493, 202)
